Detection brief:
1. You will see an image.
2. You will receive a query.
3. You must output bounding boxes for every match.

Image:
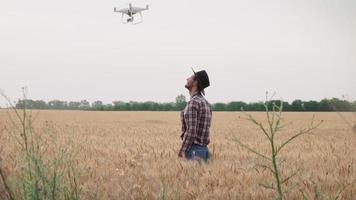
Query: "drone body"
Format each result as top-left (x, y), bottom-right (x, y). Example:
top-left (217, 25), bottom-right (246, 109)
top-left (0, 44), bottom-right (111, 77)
top-left (114, 3), bottom-right (149, 24)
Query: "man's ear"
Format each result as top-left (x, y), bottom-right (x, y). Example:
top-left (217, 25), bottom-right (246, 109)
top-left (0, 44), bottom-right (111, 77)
top-left (193, 79), bottom-right (198, 86)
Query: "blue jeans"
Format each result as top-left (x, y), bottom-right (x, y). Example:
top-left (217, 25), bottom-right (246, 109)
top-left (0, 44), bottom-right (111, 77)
top-left (186, 144), bottom-right (209, 161)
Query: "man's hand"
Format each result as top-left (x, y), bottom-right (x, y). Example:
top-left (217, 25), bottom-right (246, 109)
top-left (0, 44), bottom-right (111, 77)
top-left (178, 151), bottom-right (185, 158)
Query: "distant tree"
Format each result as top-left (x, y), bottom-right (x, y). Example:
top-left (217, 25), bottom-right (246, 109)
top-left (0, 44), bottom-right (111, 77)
top-left (48, 100), bottom-right (67, 109)
top-left (175, 94), bottom-right (187, 110)
top-left (213, 103), bottom-right (227, 111)
top-left (68, 101), bottom-right (80, 110)
top-left (329, 98), bottom-right (353, 111)
top-left (130, 101), bottom-right (141, 111)
top-left (152, 102), bottom-right (160, 111)
top-left (103, 104), bottom-right (113, 111)
top-left (123, 103), bottom-right (131, 110)
top-left (142, 101), bottom-right (155, 111)
top-left (92, 100), bottom-right (104, 110)
top-left (10, 97), bottom-right (356, 112)
top-left (16, 99), bottom-right (30, 109)
top-left (319, 99), bottom-right (332, 111)
top-left (162, 103), bottom-right (174, 111)
top-left (245, 102), bottom-right (265, 111)
top-left (79, 100), bottom-right (90, 110)
top-left (16, 99), bottom-right (26, 109)
top-left (34, 100), bottom-right (47, 109)
top-left (267, 100), bottom-right (290, 111)
top-left (303, 100), bottom-right (319, 111)
top-left (291, 100), bottom-right (304, 111)
top-left (227, 101), bottom-right (247, 111)
top-left (282, 101), bottom-right (291, 111)
top-left (113, 101), bottom-right (126, 111)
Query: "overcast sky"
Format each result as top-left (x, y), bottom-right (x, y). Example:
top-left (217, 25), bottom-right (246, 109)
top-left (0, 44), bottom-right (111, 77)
top-left (1, 0), bottom-right (355, 105)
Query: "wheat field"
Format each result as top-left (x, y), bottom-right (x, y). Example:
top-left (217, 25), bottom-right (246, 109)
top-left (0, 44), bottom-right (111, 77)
top-left (0, 110), bottom-right (355, 199)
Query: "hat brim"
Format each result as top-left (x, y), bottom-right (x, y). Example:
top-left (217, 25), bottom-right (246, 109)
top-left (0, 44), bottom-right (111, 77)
top-left (191, 68), bottom-right (196, 75)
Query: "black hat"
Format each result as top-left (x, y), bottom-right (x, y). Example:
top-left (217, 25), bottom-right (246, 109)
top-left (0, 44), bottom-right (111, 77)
top-left (192, 68), bottom-right (210, 95)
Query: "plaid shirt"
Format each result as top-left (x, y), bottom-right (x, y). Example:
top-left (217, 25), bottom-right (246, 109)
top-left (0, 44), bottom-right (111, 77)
top-left (179, 93), bottom-right (212, 155)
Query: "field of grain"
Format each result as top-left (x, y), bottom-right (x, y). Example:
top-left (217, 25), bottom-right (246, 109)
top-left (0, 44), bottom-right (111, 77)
top-left (0, 110), bottom-right (355, 199)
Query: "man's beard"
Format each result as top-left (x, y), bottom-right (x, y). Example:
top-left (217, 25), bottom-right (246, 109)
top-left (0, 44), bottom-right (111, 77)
top-left (185, 84), bottom-right (191, 90)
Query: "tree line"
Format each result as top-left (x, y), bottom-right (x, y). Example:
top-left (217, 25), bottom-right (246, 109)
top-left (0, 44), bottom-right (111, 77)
top-left (12, 95), bottom-right (356, 112)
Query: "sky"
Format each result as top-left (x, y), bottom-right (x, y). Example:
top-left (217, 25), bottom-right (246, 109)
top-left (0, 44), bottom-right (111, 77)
top-left (1, 0), bottom-right (355, 105)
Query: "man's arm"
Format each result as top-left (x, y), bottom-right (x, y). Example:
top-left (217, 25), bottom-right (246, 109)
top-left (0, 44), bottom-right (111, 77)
top-left (179, 100), bottom-right (198, 156)
top-left (180, 110), bottom-right (186, 140)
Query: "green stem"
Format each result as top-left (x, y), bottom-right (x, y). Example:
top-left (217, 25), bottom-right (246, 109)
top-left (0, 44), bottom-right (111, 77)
top-left (271, 138), bottom-right (283, 200)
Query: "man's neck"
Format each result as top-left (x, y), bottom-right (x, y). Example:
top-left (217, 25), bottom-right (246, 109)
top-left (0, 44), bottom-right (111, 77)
top-left (189, 89), bottom-right (199, 97)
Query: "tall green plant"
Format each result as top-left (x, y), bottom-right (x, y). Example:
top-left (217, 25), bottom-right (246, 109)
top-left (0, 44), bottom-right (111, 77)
top-left (0, 88), bottom-right (80, 200)
top-left (234, 94), bottom-right (322, 200)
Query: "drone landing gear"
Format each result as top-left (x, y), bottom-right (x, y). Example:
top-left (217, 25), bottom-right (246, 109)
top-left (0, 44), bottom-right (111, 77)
top-left (133, 12), bottom-right (143, 25)
top-left (121, 12), bottom-right (143, 25)
top-left (121, 13), bottom-right (132, 24)
top-left (127, 17), bottom-right (134, 23)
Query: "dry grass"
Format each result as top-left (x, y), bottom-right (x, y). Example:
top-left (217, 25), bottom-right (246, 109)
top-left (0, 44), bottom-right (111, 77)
top-left (0, 110), bottom-right (355, 199)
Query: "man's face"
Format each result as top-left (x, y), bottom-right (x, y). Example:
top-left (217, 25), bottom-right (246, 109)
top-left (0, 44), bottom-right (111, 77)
top-left (185, 74), bottom-right (197, 90)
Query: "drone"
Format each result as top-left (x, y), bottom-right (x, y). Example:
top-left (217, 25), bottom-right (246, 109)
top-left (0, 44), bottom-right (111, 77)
top-left (114, 3), bottom-right (149, 24)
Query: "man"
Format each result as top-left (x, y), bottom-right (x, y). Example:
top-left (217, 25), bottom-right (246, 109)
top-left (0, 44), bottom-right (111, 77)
top-left (178, 69), bottom-right (212, 161)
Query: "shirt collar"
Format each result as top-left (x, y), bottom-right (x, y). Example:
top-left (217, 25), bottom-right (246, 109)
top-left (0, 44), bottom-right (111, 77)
top-left (190, 91), bottom-right (201, 99)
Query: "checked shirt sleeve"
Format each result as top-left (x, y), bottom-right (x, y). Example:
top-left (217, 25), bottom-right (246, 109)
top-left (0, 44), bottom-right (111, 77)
top-left (179, 100), bottom-right (198, 155)
top-left (180, 110), bottom-right (186, 139)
